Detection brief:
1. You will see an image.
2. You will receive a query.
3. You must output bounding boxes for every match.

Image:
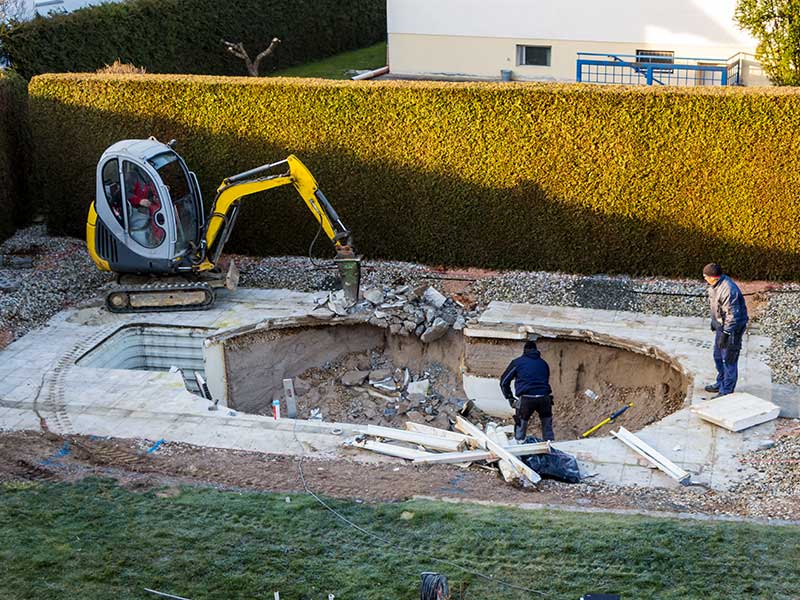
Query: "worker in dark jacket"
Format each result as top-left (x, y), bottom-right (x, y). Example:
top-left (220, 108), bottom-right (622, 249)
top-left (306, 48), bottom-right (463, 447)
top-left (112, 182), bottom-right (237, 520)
top-left (703, 263), bottom-right (749, 397)
top-left (500, 340), bottom-right (555, 441)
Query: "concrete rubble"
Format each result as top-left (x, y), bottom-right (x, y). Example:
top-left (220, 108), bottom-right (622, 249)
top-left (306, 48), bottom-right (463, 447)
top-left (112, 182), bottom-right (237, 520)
top-left (292, 348), bottom-right (479, 430)
top-left (312, 283), bottom-right (474, 344)
top-left (348, 416), bottom-right (554, 487)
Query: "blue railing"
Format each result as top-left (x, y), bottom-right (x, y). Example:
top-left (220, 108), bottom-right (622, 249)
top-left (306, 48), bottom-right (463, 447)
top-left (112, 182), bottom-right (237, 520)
top-left (576, 52), bottom-right (741, 86)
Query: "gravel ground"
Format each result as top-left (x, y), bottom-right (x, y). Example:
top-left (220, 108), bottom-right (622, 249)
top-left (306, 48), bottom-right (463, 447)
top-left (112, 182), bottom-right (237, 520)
top-left (0, 225), bottom-right (110, 345)
top-left (467, 271), bottom-right (710, 317)
top-left (3, 225), bottom-right (800, 386)
top-left (1, 225), bottom-right (799, 518)
top-left (237, 255), bottom-right (435, 293)
top-left (756, 288), bottom-right (800, 385)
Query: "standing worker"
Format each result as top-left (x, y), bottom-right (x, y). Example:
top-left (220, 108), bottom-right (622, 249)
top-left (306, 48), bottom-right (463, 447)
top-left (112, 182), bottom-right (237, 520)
top-left (703, 263), bottom-right (749, 397)
top-left (500, 340), bottom-right (555, 441)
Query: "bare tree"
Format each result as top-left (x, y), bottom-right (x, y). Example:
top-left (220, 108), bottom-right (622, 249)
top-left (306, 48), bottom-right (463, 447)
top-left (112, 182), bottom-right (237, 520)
top-left (0, 0), bottom-right (28, 22)
top-left (222, 37), bottom-right (281, 77)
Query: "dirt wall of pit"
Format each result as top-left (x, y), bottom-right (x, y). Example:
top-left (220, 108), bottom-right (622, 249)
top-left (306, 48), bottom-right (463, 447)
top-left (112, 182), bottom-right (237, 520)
top-left (220, 322), bottom-right (463, 413)
top-left (464, 337), bottom-right (688, 439)
top-left (214, 319), bottom-right (690, 439)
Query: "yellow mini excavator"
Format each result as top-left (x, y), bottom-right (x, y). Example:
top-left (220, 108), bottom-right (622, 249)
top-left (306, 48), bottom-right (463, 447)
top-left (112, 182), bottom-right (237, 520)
top-left (86, 137), bottom-right (360, 313)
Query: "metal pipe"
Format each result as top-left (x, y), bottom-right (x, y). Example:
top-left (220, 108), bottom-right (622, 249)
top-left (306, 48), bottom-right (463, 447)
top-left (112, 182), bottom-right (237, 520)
top-left (351, 66), bottom-right (389, 81)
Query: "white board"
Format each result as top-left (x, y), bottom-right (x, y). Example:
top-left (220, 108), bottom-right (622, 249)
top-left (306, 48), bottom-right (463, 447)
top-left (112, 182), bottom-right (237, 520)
top-left (690, 392), bottom-right (780, 432)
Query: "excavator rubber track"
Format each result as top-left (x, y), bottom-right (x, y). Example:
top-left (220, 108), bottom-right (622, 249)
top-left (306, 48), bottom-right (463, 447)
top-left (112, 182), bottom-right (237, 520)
top-left (104, 281), bottom-right (215, 313)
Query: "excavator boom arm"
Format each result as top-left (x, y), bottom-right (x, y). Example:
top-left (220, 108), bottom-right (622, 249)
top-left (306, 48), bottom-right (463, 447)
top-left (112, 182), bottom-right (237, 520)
top-left (202, 155), bottom-right (352, 260)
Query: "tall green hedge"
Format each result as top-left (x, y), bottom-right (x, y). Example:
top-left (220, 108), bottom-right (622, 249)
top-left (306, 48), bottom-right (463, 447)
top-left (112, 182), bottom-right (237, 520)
top-left (0, 0), bottom-right (386, 80)
top-left (28, 74), bottom-right (800, 279)
top-left (0, 73), bottom-right (30, 242)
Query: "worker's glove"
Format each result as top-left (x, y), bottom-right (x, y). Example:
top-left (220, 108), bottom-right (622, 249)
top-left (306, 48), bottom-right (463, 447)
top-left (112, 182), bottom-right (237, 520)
top-left (507, 396), bottom-right (519, 410)
top-left (710, 320), bottom-right (716, 332)
top-left (718, 332), bottom-right (730, 349)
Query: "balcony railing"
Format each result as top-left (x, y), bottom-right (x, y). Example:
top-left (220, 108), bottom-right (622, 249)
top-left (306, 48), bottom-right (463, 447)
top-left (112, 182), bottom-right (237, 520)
top-left (576, 52), bottom-right (742, 86)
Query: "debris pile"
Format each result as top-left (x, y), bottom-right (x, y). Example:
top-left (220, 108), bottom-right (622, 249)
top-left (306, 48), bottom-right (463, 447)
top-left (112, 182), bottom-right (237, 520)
top-left (310, 284), bottom-right (471, 343)
top-left (291, 348), bottom-right (488, 430)
top-left (347, 415), bottom-right (551, 486)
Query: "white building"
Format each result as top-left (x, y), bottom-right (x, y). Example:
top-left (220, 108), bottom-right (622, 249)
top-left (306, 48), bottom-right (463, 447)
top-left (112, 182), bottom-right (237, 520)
top-left (387, 0), bottom-right (769, 86)
top-left (17, 0), bottom-right (125, 20)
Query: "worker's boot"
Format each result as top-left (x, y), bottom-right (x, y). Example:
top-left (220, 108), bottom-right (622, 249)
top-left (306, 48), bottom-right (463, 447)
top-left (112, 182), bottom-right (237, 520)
top-left (514, 419), bottom-right (529, 442)
top-left (540, 417), bottom-right (555, 441)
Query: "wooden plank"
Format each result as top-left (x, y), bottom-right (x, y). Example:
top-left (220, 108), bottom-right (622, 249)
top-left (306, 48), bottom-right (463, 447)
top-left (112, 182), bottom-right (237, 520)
top-left (613, 427), bottom-right (686, 479)
top-left (360, 424), bottom-right (464, 452)
top-left (455, 416), bottom-right (541, 484)
top-left (405, 422), bottom-right (472, 443)
top-left (412, 442), bottom-right (552, 464)
top-left (354, 439), bottom-right (433, 460)
top-left (690, 392), bottom-right (780, 432)
top-left (486, 423), bottom-right (515, 482)
top-left (413, 450), bottom-right (494, 464)
top-left (614, 429), bottom-right (684, 480)
top-left (611, 426), bottom-right (690, 484)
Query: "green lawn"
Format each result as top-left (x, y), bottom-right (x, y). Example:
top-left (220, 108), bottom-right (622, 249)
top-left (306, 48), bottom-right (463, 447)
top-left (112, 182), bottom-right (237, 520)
top-left (1, 479), bottom-right (798, 599)
top-left (270, 42), bottom-right (387, 79)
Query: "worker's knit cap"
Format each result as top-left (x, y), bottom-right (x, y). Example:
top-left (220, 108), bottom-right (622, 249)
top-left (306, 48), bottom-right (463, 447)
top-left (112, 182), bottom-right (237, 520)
top-left (703, 263), bottom-right (723, 277)
top-left (524, 340), bottom-right (538, 352)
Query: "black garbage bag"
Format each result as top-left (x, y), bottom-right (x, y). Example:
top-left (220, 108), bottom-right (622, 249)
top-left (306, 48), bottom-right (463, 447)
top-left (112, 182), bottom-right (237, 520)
top-left (520, 436), bottom-right (582, 483)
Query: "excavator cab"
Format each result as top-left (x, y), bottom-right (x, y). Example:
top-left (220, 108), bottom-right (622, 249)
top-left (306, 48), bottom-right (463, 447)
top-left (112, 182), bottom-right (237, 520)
top-left (90, 138), bottom-right (205, 275)
top-left (87, 137), bottom-right (361, 312)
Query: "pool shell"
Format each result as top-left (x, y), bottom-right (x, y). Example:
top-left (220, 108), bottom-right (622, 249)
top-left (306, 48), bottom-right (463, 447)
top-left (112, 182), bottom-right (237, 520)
top-left (201, 317), bottom-right (690, 439)
top-left (76, 324), bottom-right (210, 394)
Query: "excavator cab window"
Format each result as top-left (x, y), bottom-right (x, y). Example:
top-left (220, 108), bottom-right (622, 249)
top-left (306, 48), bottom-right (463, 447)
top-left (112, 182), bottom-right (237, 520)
top-left (101, 159), bottom-right (125, 227)
top-left (148, 151), bottom-right (200, 254)
top-left (122, 160), bottom-right (165, 249)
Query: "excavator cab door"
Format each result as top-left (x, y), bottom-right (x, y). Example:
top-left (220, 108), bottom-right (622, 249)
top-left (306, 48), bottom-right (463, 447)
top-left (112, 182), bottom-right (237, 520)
top-left (146, 150), bottom-right (204, 259)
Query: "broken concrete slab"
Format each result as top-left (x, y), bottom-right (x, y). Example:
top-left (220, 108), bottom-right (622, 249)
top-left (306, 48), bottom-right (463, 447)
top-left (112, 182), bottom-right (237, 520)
top-left (423, 287), bottom-right (447, 308)
top-left (420, 318), bottom-right (449, 343)
top-left (327, 301), bottom-right (348, 316)
top-left (363, 288), bottom-right (385, 305)
top-left (341, 370), bottom-right (369, 387)
top-left (690, 393), bottom-right (780, 432)
top-left (406, 379), bottom-right (430, 396)
top-left (0, 274), bottom-right (17, 292)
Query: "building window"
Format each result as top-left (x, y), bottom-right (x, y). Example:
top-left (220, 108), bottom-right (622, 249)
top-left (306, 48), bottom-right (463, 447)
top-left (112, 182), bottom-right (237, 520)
top-left (636, 49), bottom-right (674, 72)
top-left (517, 45), bottom-right (551, 67)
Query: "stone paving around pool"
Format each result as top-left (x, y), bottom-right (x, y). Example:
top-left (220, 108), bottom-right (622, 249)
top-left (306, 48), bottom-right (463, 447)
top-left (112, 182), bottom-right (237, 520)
top-left (0, 289), bottom-right (790, 491)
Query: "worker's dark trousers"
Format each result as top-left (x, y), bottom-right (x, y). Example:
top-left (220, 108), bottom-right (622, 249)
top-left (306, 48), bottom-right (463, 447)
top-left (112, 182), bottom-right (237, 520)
top-left (713, 326), bottom-right (745, 395)
top-left (514, 395), bottom-right (555, 441)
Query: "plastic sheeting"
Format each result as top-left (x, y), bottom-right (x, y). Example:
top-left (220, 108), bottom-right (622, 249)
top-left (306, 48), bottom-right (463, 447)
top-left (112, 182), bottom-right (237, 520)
top-left (521, 436), bottom-right (582, 483)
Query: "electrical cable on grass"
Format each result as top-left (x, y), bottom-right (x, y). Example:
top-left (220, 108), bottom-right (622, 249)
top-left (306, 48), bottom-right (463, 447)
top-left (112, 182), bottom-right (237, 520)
top-left (289, 420), bottom-right (546, 597)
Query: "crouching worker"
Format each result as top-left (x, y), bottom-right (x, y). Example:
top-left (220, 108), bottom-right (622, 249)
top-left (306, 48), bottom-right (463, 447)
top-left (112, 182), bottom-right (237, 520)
top-left (500, 340), bottom-right (555, 441)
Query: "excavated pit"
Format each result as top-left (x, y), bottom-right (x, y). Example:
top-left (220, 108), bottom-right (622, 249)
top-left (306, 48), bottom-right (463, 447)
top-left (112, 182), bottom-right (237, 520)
top-left (464, 336), bottom-right (687, 439)
top-left (211, 320), bottom-right (689, 439)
